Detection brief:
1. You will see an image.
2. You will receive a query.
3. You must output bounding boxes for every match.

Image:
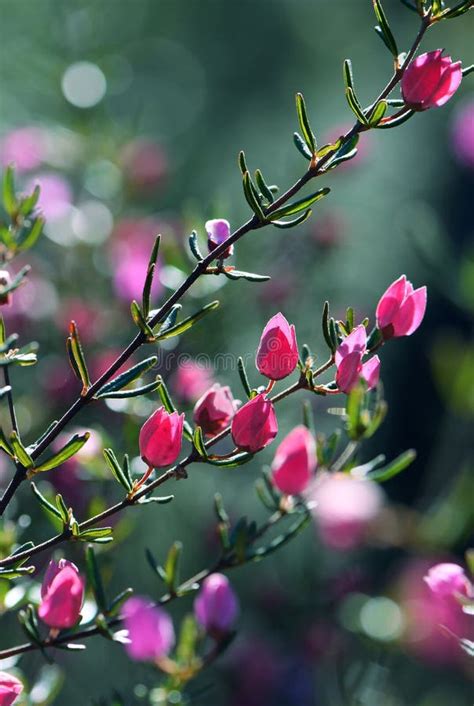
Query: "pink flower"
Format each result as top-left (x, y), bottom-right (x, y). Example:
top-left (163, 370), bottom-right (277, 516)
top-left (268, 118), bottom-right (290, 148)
top-left (0, 672), bottom-right (23, 706)
top-left (310, 474), bottom-right (383, 550)
top-left (256, 312), bottom-right (299, 381)
top-left (26, 173), bottom-right (72, 221)
top-left (123, 596), bottom-right (175, 662)
top-left (231, 393), bottom-right (278, 453)
top-left (376, 275), bottom-right (427, 340)
top-left (401, 50), bottom-right (462, 111)
top-left (451, 100), bottom-right (474, 168)
top-left (194, 573), bottom-right (239, 635)
top-left (205, 219), bottom-right (233, 258)
top-left (110, 218), bottom-right (164, 303)
top-left (139, 407), bottom-right (184, 468)
top-left (424, 563), bottom-right (473, 603)
top-left (335, 325), bottom-right (380, 393)
top-left (38, 559), bottom-right (84, 629)
top-left (271, 425), bottom-right (316, 495)
top-left (172, 360), bottom-right (214, 403)
top-left (193, 383), bottom-right (237, 436)
top-left (0, 126), bottom-right (45, 172)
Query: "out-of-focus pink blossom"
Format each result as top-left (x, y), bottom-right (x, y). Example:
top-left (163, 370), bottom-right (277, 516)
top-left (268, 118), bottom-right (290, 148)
top-left (401, 50), bottom-right (462, 111)
top-left (38, 559), bottom-right (84, 629)
top-left (121, 139), bottom-right (168, 191)
top-left (56, 299), bottom-right (105, 344)
top-left (271, 425), bottom-right (316, 495)
top-left (194, 573), bottom-right (239, 635)
top-left (376, 275), bottom-right (427, 340)
top-left (310, 473), bottom-right (383, 550)
top-left (451, 100), bottom-right (474, 168)
top-left (139, 407), bottom-right (184, 468)
top-left (193, 383), bottom-right (237, 436)
top-left (27, 173), bottom-right (72, 221)
top-left (110, 218), bottom-right (164, 302)
top-left (323, 122), bottom-right (371, 169)
top-left (335, 325), bottom-right (380, 393)
top-left (424, 563), bottom-right (473, 603)
top-left (123, 596), bottom-right (175, 662)
top-left (0, 672), bottom-right (23, 706)
top-left (172, 360), bottom-right (214, 403)
top-left (256, 312), bottom-right (299, 381)
top-left (205, 219), bottom-right (233, 258)
top-left (231, 393), bottom-right (278, 453)
top-left (311, 212), bottom-right (345, 249)
top-left (0, 126), bottom-right (45, 172)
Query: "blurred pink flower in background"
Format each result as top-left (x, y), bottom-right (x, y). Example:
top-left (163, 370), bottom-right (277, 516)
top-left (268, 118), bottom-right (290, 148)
top-left (110, 218), bottom-right (164, 302)
top-left (194, 573), bottom-right (239, 636)
top-left (324, 122), bottom-right (371, 169)
top-left (172, 360), bottom-right (214, 403)
top-left (0, 671), bottom-right (23, 706)
top-left (0, 126), bottom-right (45, 172)
top-left (309, 473), bottom-right (384, 550)
top-left (56, 298), bottom-right (106, 344)
top-left (26, 173), bottom-right (72, 220)
top-left (451, 100), bottom-right (474, 168)
top-left (424, 562), bottom-right (473, 603)
top-left (311, 212), bottom-right (345, 249)
top-left (120, 139), bottom-right (168, 192)
top-left (122, 596), bottom-right (175, 662)
top-left (228, 636), bottom-right (282, 706)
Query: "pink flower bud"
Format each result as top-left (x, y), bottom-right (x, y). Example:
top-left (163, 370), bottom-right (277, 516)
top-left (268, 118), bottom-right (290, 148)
top-left (376, 275), bottom-right (427, 340)
top-left (0, 673), bottom-right (23, 706)
top-left (271, 425), bottom-right (316, 495)
top-left (310, 474), bottom-right (383, 550)
top-left (123, 596), bottom-right (175, 662)
top-left (193, 383), bottom-right (237, 436)
top-left (139, 407), bottom-right (184, 468)
top-left (0, 271), bottom-right (12, 306)
top-left (401, 50), bottom-right (462, 111)
top-left (231, 393), bottom-right (278, 453)
top-left (194, 573), bottom-right (239, 635)
top-left (38, 559), bottom-right (84, 629)
top-left (424, 563), bottom-right (473, 603)
top-left (256, 312), bottom-right (299, 381)
top-left (334, 325), bottom-right (380, 393)
top-left (205, 219), bottom-right (233, 258)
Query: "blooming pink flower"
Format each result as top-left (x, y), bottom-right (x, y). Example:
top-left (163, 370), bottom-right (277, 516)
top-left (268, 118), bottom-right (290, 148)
top-left (0, 126), bottom-right (45, 172)
top-left (401, 50), bottom-right (462, 111)
top-left (38, 559), bottom-right (84, 629)
top-left (335, 325), bottom-right (380, 393)
top-left (310, 474), bottom-right (383, 550)
top-left (139, 407), bottom-right (184, 468)
top-left (424, 563), bottom-right (473, 603)
top-left (376, 275), bottom-right (427, 340)
top-left (194, 573), bottom-right (239, 635)
top-left (27, 173), bottom-right (72, 221)
top-left (205, 218), bottom-right (233, 258)
top-left (193, 383), bottom-right (237, 436)
top-left (451, 100), bottom-right (474, 168)
top-left (123, 596), bottom-right (175, 662)
top-left (0, 672), bottom-right (23, 706)
top-left (231, 393), bottom-right (278, 453)
top-left (256, 313), bottom-right (299, 381)
top-left (172, 360), bottom-right (215, 403)
top-left (271, 425), bottom-right (316, 495)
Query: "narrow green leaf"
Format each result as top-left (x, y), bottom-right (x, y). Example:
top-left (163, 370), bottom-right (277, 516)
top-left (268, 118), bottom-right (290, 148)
top-left (98, 378), bottom-right (161, 399)
top-left (345, 87), bottom-right (369, 125)
top-left (86, 545), bottom-right (108, 612)
top-left (0, 316), bottom-right (5, 345)
top-left (34, 432), bottom-right (90, 472)
top-left (373, 0), bottom-right (399, 57)
top-left (249, 511), bottom-right (311, 561)
top-left (0, 566), bottom-right (35, 580)
top-left (19, 184), bottom-right (40, 216)
top-left (10, 431), bottom-right (34, 469)
top-left (255, 169), bottom-right (275, 204)
top-left (0, 265), bottom-right (30, 295)
top-left (293, 132), bottom-right (313, 160)
top-left (158, 304), bottom-right (182, 336)
top-left (269, 187), bottom-right (330, 220)
top-left (55, 493), bottom-right (69, 524)
top-left (206, 452), bottom-right (254, 467)
top-left (322, 301), bottom-right (334, 352)
top-left (302, 400), bottom-right (315, 435)
top-left (223, 269), bottom-right (270, 282)
top-left (238, 150), bottom-right (248, 175)
top-left (67, 321), bottom-right (90, 392)
top-left (271, 209), bottom-right (312, 229)
top-left (461, 64), bottom-right (474, 77)
top-left (130, 300), bottom-right (155, 340)
top-left (189, 230), bottom-right (204, 261)
top-left (295, 93), bottom-right (316, 152)
top-left (156, 376), bottom-right (177, 414)
top-left (193, 426), bottom-right (208, 459)
top-left (255, 479), bottom-right (278, 510)
top-left (108, 587), bottom-right (133, 615)
top-left (238, 356), bottom-right (251, 398)
top-left (242, 171), bottom-right (266, 222)
top-left (0, 427), bottom-right (14, 456)
top-left (376, 109), bottom-right (415, 129)
top-left (103, 448), bottom-right (133, 491)
top-left (165, 541), bottom-right (183, 593)
top-left (78, 527), bottom-right (113, 542)
top-left (368, 99), bottom-right (388, 127)
top-left (137, 495), bottom-right (174, 505)
top-left (17, 217), bottom-right (44, 252)
top-left (155, 301), bottom-right (220, 340)
top-left (97, 356), bottom-right (158, 396)
top-left (3, 165), bottom-right (17, 217)
top-left (367, 449), bottom-right (416, 482)
top-left (176, 614), bottom-right (198, 663)
top-left (31, 482), bottom-right (62, 519)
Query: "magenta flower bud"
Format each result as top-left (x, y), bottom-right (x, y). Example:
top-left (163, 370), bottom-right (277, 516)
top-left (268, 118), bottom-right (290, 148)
top-left (271, 425), bottom-right (316, 495)
top-left (194, 573), bottom-right (239, 636)
top-left (401, 50), bottom-right (462, 111)
top-left (205, 219), bottom-right (233, 258)
top-left (256, 312), bottom-right (299, 381)
top-left (193, 383), bottom-right (237, 437)
top-left (231, 393), bottom-right (278, 453)
top-left (38, 559), bottom-right (84, 629)
top-left (123, 596), bottom-right (175, 662)
top-left (0, 271), bottom-right (12, 306)
top-left (334, 325), bottom-right (380, 393)
top-left (376, 275), bottom-right (427, 340)
top-left (424, 563), bottom-right (473, 603)
top-left (139, 407), bottom-right (184, 468)
top-left (0, 673), bottom-right (23, 706)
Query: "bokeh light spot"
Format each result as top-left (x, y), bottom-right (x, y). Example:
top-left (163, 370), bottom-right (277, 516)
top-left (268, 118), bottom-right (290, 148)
top-left (62, 62), bottom-right (107, 108)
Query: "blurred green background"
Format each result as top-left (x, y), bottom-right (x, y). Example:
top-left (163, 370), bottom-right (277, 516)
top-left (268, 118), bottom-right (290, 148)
top-left (0, 0), bottom-right (473, 704)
